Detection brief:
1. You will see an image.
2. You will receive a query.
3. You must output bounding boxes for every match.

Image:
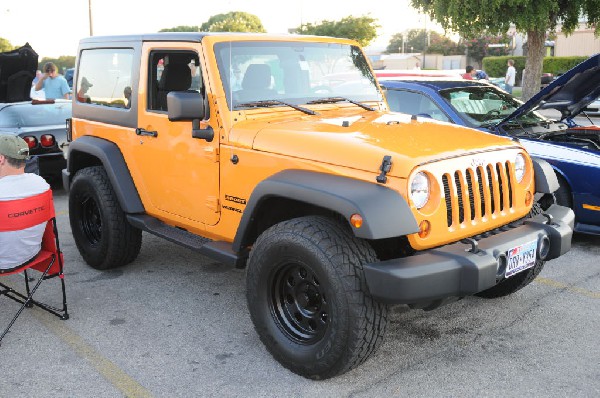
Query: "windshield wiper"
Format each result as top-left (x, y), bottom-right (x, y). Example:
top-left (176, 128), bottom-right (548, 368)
top-left (307, 97), bottom-right (376, 111)
top-left (479, 121), bottom-right (499, 129)
top-left (235, 100), bottom-right (316, 115)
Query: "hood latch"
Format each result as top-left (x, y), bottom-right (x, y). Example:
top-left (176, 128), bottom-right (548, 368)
top-left (376, 155), bottom-right (392, 184)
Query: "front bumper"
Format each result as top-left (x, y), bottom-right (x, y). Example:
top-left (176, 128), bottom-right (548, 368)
top-left (363, 205), bottom-right (574, 305)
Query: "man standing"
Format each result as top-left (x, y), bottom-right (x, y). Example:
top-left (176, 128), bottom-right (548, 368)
top-left (34, 62), bottom-right (71, 100)
top-left (505, 59), bottom-right (516, 94)
top-left (0, 135), bottom-right (50, 271)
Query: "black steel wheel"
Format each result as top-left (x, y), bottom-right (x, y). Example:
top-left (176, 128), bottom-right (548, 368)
top-left (246, 216), bottom-right (388, 379)
top-left (69, 166), bottom-right (142, 270)
top-left (271, 261), bottom-right (330, 344)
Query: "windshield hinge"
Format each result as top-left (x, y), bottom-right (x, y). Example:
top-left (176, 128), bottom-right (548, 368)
top-left (206, 196), bottom-right (220, 213)
top-left (376, 155), bottom-right (392, 184)
top-left (202, 146), bottom-right (220, 162)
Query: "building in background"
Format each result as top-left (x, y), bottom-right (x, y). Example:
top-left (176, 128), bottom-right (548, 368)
top-left (554, 19), bottom-right (600, 56)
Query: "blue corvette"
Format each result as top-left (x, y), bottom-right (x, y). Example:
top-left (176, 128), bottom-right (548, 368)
top-left (380, 54), bottom-right (600, 234)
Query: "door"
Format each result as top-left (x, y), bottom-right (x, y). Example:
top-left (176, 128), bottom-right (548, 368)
top-left (129, 43), bottom-right (220, 227)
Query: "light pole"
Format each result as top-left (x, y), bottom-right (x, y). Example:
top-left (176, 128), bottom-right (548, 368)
top-left (88, 0), bottom-right (93, 36)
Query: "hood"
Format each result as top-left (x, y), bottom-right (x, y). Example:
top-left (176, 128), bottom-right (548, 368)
top-left (0, 43), bottom-right (38, 103)
top-left (498, 53), bottom-right (600, 126)
top-left (234, 111), bottom-right (518, 178)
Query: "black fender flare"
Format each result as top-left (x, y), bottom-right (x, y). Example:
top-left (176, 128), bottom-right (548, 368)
top-left (232, 170), bottom-right (419, 252)
top-left (532, 157), bottom-right (559, 194)
top-left (64, 136), bottom-right (144, 214)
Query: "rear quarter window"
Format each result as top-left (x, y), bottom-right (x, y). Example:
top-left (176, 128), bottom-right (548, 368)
top-left (76, 49), bottom-right (134, 109)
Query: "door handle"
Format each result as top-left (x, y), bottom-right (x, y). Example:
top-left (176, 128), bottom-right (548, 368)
top-left (136, 128), bottom-right (158, 137)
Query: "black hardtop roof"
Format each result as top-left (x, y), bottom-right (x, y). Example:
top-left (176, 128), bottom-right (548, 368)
top-left (78, 32), bottom-right (328, 45)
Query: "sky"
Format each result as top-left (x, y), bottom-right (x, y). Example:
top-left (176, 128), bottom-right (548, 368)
top-left (0, 0), bottom-right (440, 59)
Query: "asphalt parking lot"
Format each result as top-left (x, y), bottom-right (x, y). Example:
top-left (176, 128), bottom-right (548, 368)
top-left (1, 187), bottom-right (599, 398)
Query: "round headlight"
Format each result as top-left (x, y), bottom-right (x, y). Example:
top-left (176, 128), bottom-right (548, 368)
top-left (515, 153), bottom-right (526, 183)
top-left (410, 172), bottom-right (430, 209)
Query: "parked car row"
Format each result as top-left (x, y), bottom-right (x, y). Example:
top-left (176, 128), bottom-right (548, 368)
top-left (379, 54), bottom-right (600, 235)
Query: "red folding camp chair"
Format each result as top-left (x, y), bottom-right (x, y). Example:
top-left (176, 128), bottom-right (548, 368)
top-left (0, 189), bottom-right (69, 345)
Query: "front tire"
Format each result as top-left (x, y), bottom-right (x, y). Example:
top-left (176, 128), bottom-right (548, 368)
top-left (246, 216), bottom-right (388, 379)
top-left (69, 166), bottom-right (142, 270)
top-left (554, 174), bottom-right (573, 209)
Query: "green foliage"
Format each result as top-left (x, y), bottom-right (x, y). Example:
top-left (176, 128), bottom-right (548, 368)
top-left (0, 37), bottom-right (14, 52)
top-left (410, 0), bottom-right (600, 38)
top-left (159, 25), bottom-right (200, 32)
top-left (428, 32), bottom-right (465, 55)
top-left (40, 56), bottom-right (76, 73)
top-left (543, 56), bottom-right (588, 74)
top-left (482, 56), bottom-right (526, 80)
top-left (482, 55), bottom-right (588, 79)
top-left (464, 35), bottom-right (511, 65)
top-left (386, 29), bottom-right (464, 55)
top-left (298, 15), bottom-right (380, 47)
top-left (200, 11), bottom-right (266, 33)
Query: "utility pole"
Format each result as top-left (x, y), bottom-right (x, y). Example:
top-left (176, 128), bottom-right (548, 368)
top-left (88, 0), bottom-right (93, 36)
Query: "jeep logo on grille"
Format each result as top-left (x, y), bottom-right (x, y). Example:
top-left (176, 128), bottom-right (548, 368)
top-left (471, 158), bottom-right (486, 168)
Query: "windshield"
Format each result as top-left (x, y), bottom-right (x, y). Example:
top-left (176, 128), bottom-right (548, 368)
top-left (0, 102), bottom-right (71, 128)
top-left (439, 85), bottom-right (548, 128)
top-left (214, 41), bottom-right (381, 110)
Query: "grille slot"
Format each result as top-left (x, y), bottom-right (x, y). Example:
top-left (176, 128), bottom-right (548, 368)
top-left (443, 161), bottom-right (514, 228)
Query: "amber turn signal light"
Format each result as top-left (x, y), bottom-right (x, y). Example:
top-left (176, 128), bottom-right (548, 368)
top-left (418, 220), bottom-right (431, 238)
top-left (350, 213), bottom-right (363, 228)
top-left (525, 191), bottom-right (533, 206)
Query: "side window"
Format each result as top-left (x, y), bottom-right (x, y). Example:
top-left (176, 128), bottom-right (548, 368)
top-left (147, 50), bottom-right (202, 112)
top-left (77, 48), bottom-right (133, 108)
top-left (386, 89), bottom-right (449, 122)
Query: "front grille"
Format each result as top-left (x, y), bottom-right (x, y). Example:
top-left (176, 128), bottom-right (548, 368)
top-left (442, 161), bottom-right (514, 227)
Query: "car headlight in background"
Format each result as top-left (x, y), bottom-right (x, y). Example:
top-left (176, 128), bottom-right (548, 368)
top-left (515, 153), bottom-right (526, 182)
top-left (410, 171), bottom-right (430, 209)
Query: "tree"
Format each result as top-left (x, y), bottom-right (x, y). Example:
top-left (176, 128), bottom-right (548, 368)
top-left (410, 0), bottom-right (600, 100)
top-left (464, 35), bottom-right (511, 67)
top-left (297, 15), bottom-right (380, 47)
top-left (159, 26), bottom-right (200, 32)
top-left (200, 11), bottom-right (266, 33)
top-left (386, 29), bottom-right (464, 55)
top-left (0, 37), bottom-right (14, 52)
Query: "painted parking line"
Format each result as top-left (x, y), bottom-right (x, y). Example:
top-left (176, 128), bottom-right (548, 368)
top-left (33, 311), bottom-right (154, 398)
top-left (535, 277), bottom-right (600, 299)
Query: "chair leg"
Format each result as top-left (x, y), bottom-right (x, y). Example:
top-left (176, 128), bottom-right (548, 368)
top-left (0, 255), bottom-right (68, 344)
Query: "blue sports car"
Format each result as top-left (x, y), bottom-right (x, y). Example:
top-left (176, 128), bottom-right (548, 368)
top-left (380, 54), bottom-right (600, 235)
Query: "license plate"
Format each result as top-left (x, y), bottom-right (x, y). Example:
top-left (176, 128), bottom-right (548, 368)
top-left (505, 240), bottom-right (537, 278)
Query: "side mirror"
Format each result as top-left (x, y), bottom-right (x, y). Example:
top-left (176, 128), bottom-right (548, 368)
top-left (167, 91), bottom-right (205, 121)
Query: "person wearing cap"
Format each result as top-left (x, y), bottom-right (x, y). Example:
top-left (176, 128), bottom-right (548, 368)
top-left (0, 135), bottom-right (50, 270)
top-left (76, 77), bottom-right (93, 103)
top-left (34, 62), bottom-right (71, 100)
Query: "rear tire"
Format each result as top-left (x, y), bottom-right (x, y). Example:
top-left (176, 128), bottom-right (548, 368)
top-left (246, 216), bottom-right (388, 379)
top-left (69, 166), bottom-right (142, 270)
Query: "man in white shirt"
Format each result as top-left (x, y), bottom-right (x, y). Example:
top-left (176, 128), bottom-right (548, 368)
top-left (505, 59), bottom-right (516, 94)
top-left (0, 135), bottom-right (50, 271)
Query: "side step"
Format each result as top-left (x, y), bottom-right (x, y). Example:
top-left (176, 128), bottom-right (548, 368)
top-left (126, 214), bottom-right (246, 268)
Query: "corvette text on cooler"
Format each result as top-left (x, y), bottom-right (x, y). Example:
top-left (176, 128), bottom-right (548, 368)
top-left (7, 206), bottom-right (45, 218)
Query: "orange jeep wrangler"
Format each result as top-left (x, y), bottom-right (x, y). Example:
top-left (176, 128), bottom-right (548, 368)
top-left (63, 33), bottom-right (574, 379)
